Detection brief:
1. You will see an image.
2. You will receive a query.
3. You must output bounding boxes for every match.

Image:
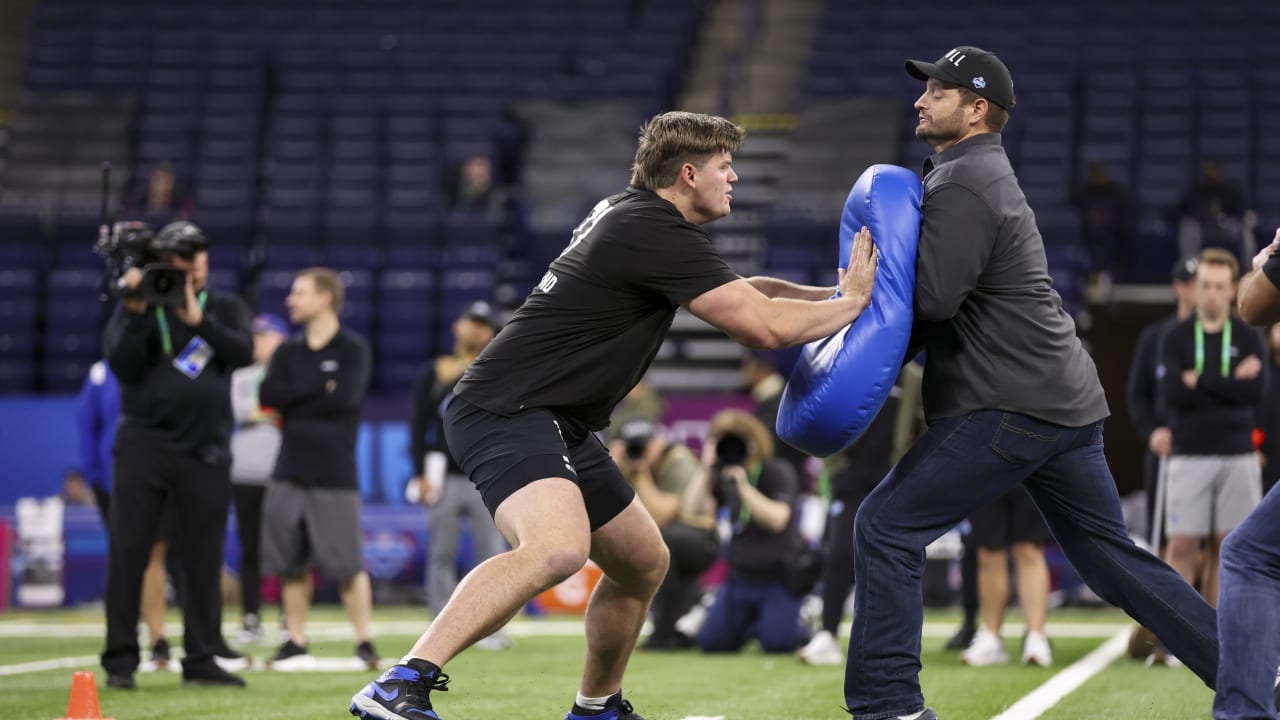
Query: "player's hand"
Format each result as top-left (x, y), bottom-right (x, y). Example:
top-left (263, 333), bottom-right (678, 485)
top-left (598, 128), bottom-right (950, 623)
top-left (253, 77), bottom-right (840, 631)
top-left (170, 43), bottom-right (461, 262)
top-left (1251, 228), bottom-right (1280, 272)
top-left (325, 378), bottom-right (337, 393)
top-left (1148, 427), bottom-right (1172, 457)
top-left (838, 226), bottom-right (878, 312)
top-left (175, 274), bottom-right (203, 327)
top-left (1235, 354), bottom-right (1262, 380)
top-left (1182, 370), bottom-right (1198, 389)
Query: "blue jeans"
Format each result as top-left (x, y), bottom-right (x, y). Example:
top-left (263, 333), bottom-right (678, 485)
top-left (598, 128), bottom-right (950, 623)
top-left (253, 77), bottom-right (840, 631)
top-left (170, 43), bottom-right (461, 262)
top-left (697, 577), bottom-right (804, 653)
top-left (1214, 485), bottom-right (1280, 719)
top-left (845, 411), bottom-right (1219, 719)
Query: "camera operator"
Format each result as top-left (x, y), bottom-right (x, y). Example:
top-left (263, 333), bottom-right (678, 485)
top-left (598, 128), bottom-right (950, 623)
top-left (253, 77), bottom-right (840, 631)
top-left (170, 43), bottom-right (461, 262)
top-left (100, 221), bottom-right (253, 689)
top-left (609, 418), bottom-right (719, 650)
top-left (684, 408), bottom-right (807, 654)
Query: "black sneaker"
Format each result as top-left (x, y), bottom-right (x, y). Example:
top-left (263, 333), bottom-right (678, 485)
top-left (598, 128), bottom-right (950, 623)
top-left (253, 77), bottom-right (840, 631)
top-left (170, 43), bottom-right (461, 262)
top-left (182, 660), bottom-right (247, 688)
top-left (356, 640), bottom-right (380, 670)
top-left (107, 673), bottom-right (136, 690)
top-left (270, 639), bottom-right (314, 670)
top-left (565, 690), bottom-right (645, 720)
top-left (151, 638), bottom-right (171, 669)
top-left (350, 659), bottom-right (449, 719)
top-left (943, 624), bottom-right (974, 652)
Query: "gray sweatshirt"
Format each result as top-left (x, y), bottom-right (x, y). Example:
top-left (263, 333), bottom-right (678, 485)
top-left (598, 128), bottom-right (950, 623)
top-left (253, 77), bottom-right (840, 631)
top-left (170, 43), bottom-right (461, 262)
top-left (230, 363), bottom-right (282, 484)
top-left (913, 132), bottom-right (1109, 427)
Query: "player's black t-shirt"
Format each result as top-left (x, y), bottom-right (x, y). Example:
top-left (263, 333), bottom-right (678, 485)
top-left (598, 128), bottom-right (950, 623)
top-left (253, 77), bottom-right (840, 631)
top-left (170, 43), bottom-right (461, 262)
top-left (455, 187), bottom-right (739, 429)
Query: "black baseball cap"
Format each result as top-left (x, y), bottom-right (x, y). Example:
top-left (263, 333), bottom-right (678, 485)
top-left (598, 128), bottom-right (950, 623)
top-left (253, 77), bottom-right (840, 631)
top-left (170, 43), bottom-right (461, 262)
top-left (152, 221), bottom-right (208, 259)
top-left (1172, 256), bottom-right (1199, 283)
top-left (906, 46), bottom-right (1016, 110)
top-left (460, 300), bottom-right (499, 330)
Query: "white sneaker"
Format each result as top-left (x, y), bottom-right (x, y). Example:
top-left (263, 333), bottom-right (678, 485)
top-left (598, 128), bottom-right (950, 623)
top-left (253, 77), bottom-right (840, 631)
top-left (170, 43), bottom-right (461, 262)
top-left (1022, 631), bottom-right (1053, 666)
top-left (797, 630), bottom-right (844, 666)
top-left (961, 627), bottom-right (1009, 667)
top-left (674, 600), bottom-right (709, 639)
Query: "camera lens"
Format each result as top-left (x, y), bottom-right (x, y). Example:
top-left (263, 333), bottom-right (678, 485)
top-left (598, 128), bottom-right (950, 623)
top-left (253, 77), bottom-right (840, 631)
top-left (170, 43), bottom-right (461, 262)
top-left (715, 433), bottom-right (748, 466)
top-left (152, 273), bottom-right (174, 295)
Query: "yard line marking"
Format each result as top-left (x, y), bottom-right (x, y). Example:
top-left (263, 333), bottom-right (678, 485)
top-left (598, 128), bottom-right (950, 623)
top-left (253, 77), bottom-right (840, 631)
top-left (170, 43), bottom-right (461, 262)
top-left (0, 656), bottom-right (99, 676)
top-left (988, 630), bottom-right (1130, 720)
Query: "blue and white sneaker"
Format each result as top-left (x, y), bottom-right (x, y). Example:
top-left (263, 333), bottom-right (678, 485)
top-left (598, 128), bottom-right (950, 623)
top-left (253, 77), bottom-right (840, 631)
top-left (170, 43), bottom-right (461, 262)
top-left (565, 691), bottom-right (645, 720)
top-left (350, 660), bottom-right (449, 720)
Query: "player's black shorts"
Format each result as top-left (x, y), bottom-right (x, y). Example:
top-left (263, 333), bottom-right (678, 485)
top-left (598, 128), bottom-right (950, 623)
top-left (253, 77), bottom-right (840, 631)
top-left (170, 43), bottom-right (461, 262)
top-left (443, 394), bottom-right (634, 531)
top-left (967, 485), bottom-right (1052, 549)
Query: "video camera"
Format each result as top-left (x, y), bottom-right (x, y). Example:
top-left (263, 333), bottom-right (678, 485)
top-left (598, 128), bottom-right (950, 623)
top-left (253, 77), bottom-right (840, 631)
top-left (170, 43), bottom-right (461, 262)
top-left (93, 220), bottom-right (188, 306)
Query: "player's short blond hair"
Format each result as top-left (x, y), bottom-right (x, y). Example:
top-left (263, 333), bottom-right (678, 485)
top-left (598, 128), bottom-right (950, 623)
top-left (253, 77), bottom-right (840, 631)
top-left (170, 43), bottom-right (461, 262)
top-left (629, 111), bottom-right (745, 191)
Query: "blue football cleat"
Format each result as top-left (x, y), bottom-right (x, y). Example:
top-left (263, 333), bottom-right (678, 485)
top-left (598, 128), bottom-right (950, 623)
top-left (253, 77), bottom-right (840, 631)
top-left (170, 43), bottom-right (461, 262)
top-left (565, 691), bottom-right (645, 720)
top-left (350, 661), bottom-right (449, 720)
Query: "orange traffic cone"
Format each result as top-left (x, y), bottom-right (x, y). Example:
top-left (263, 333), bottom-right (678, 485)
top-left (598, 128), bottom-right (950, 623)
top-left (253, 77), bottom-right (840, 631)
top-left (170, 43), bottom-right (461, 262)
top-left (57, 671), bottom-right (114, 720)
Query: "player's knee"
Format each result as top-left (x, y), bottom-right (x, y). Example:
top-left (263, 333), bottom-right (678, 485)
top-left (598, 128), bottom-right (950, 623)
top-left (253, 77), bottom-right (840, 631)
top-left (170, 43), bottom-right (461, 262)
top-left (642, 541), bottom-right (671, 589)
top-left (542, 546), bottom-right (590, 584)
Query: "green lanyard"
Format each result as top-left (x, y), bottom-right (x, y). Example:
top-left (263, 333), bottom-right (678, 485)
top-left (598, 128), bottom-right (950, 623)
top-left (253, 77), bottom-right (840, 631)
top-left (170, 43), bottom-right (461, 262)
top-left (1193, 316), bottom-right (1231, 378)
top-left (156, 290), bottom-right (208, 356)
top-left (735, 462), bottom-right (763, 527)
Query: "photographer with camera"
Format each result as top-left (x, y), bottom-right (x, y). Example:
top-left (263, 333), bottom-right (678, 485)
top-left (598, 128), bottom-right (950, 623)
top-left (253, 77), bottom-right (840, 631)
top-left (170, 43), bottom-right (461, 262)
top-left (683, 408), bottom-right (809, 654)
top-left (100, 221), bottom-right (253, 689)
top-left (609, 418), bottom-right (720, 650)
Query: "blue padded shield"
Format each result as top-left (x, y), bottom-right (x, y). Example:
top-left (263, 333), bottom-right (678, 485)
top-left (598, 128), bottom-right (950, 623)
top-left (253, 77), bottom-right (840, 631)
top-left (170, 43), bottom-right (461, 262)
top-left (776, 164), bottom-right (923, 457)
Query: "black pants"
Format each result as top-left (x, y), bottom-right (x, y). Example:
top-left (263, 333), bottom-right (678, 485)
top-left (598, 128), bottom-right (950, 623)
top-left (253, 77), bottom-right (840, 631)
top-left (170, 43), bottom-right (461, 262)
top-left (232, 483), bottom-right (265, 618)
top-left (101, 438), bottom-right (231, 675)
top-left (650, 522), bottom-right (719, 641)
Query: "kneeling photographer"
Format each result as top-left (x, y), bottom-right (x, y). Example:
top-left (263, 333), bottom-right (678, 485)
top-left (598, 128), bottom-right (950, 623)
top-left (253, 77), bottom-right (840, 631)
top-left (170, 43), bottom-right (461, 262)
top-left (610, 418), bottom-right (720, 650)
top-left (99, 221), bottom-right (253, 689)
top-left (684, 409), bottom-right (808, 654)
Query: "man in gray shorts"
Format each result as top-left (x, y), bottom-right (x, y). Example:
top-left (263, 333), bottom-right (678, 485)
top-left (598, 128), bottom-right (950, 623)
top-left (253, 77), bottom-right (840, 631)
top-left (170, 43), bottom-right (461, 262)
top-left (260, 267), bottom-right (377, 670)
top-left (1161, 248), bottom-right (1266, 610)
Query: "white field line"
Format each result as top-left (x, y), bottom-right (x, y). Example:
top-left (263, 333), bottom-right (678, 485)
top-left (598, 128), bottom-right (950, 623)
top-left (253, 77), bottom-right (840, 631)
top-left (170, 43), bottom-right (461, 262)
top-left (0, 619), bottom-right (1134, 640)
top-left (988, 630), bottom-right (1131, 720)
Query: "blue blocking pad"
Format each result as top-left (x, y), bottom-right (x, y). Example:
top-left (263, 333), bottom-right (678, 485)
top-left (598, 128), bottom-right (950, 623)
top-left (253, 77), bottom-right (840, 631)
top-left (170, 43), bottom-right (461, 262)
top-left (777, 164), bottom-right (923, 457)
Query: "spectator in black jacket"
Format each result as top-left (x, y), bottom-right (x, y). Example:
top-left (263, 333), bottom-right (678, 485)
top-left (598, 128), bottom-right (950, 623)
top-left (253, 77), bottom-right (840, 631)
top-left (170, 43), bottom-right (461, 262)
top-left (409, 302), bottom-right (509, 649)
top-left (1160, 248), bottom-right (1266, 613)
top-left (100, 221), bottom-right (252, 690)
top-left (1127, 256), bottom-right (1199, 547)
top-left (1123, 256), bottom-right (1198, 660)
top-left (260, 267), bottom-right (377, 671)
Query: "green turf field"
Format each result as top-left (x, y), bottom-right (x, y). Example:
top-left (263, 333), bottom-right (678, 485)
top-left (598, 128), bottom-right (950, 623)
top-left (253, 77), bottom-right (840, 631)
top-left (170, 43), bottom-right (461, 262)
top-left (0, 607), bottom-right (1212, 719)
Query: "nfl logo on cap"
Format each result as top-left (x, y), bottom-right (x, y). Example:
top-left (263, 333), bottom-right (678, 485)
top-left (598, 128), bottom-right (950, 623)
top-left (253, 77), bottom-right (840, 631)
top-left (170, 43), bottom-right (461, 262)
top-left (973, 76), bottom-right (986, 88)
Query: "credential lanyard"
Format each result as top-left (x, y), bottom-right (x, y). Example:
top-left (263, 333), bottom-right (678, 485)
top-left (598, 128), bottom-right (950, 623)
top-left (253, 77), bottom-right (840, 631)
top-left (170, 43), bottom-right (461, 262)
top-left (156, 290), bottom-right (208, 356)
top-left (735, 462), bottom-right (763, 528)
top-left (1193, 316), bottom-right (1231, 378)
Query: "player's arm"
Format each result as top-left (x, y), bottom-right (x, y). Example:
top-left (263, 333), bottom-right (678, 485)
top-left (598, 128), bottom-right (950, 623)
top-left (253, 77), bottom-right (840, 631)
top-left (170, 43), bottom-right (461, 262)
top-left (688, 227), bottom-right (878, 349)
top-left (744, 275), bottom-right (835, 301)
top-left (1239, 230), bottom-right (1280, 326)
top-left (1239, 271), bottom-right (1280, 326)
